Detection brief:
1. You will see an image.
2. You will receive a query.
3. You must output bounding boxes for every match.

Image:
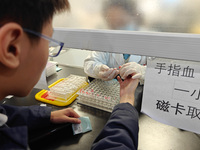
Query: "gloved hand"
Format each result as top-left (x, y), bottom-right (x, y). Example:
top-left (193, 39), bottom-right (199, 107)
top-left (119, 62), bottom-right (146, 84)
top-left (94, 65), bottom-right (119, 81)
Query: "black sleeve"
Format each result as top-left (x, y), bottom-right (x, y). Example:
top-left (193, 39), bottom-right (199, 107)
top-left (0, 104), bottom-right (51, 130)
top-left (91, 103), bottom-right (139, 150)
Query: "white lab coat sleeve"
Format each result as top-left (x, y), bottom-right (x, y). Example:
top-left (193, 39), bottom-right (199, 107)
top-left (138, 56), bottom-right (147, 85)
top-left (84, 51), bottom-right (109, 78)
top-left (140, 56), bottom-right (147, 65)
top-left (139, 65), bottom-right (146, 85)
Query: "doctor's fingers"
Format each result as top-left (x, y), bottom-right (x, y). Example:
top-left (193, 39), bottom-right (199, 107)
top-left (105, 69), bottom-right (118, 79)
top-left (120, 62), bottom-right (136, 68)
top-left (108, 69), bottom-right (119, 79)
top-left (100, 69), bottom-right (113, 78)
top-left (102, 69), bottom-right (118, 80)
top-left (120, 62), bottom-right (130, 68)
top-left (120, 68), bottom-right (138, 79)
top-left (120, 62), bottom-right (141, 72)
top-left (119, 64), bottom-right (133, 74)
top-left (100, 65), bottom-right (110, 71)
top-left (132, 73), bottom-right (142, 80)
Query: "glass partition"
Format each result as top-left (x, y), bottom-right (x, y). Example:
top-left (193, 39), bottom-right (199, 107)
top-left (53, 0), bottom-right (200, 34)
top-left (51, 0), bottom-right (200, 75)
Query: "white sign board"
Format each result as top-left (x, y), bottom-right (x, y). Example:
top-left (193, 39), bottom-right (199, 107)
top-left (142, 58), bottom-right (200, 134)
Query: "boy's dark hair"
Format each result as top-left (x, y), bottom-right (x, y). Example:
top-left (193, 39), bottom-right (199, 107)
top-left (0, 0), bottom-right (70, 39)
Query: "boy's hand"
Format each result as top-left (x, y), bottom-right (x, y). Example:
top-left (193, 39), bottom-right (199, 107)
top-left (117, 76), bottom-right (139, 106)
top-left (50, 108), bottom-right (81, 124)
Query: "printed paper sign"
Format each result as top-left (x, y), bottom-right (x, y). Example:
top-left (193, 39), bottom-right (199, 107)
top-left (142, 58), bottom-right (200, 134)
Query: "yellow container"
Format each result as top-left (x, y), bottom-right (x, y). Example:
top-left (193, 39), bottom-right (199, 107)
top-left (35, 77), bottom-right (88, 106)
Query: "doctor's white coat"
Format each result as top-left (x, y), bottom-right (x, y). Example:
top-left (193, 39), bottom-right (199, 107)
top-left (84, 51), bottom-right (147, 79)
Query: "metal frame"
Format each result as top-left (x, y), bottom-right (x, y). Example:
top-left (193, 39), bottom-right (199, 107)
top-left (53, 28), bottom-right (200, 62)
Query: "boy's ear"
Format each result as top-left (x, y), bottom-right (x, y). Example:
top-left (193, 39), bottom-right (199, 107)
top-left (0, 23), bottom-right (23, 69)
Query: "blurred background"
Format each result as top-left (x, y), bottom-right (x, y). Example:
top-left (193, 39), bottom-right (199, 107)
top-left (51, 0), bottom-right (200, 68)
top-left (53, 0), bottom-right (200, 34)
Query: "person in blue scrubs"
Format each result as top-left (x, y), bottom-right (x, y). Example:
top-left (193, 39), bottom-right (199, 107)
top-left (84, 0), bottom-right (146, 84)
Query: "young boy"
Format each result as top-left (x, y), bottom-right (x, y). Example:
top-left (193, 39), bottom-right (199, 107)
top-left (0, 0), bottom-right (140, 149)
top-left (0, 0), bottom-right (81, 149)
